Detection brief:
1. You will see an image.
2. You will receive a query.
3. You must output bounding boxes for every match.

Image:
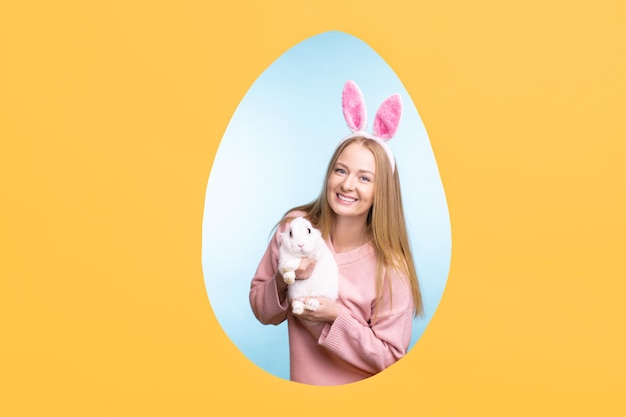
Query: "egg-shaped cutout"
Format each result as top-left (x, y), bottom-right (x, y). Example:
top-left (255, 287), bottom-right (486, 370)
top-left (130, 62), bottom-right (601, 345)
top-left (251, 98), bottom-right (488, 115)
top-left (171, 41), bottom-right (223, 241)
top-left (202, 31), bottom-right (451, 382)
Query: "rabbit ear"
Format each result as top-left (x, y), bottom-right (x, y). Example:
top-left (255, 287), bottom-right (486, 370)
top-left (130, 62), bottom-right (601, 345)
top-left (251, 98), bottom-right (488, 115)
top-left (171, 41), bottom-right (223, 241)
top-left (342, 80), bottom-right (367, 132)
top-left (373, 94), bottom-right (402, 140)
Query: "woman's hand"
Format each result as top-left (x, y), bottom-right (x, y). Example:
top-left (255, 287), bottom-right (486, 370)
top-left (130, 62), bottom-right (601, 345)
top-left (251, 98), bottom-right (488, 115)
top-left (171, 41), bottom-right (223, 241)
top-left (294, 257), bottom-right (316, 280)
top-left (275, 258), bottom-right (317, 304)
top-left (296, 297), bottom-right (342, 323)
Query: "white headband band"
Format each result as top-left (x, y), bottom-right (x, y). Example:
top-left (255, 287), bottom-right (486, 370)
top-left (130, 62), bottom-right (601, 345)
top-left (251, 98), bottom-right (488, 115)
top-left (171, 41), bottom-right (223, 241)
top-left (339, 80), bottom-right (402, 172)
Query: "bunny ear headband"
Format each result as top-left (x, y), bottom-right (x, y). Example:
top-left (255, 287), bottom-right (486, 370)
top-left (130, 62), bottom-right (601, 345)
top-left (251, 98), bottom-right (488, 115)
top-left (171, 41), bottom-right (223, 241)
top-left (340, 80), bottom-right (402, 172)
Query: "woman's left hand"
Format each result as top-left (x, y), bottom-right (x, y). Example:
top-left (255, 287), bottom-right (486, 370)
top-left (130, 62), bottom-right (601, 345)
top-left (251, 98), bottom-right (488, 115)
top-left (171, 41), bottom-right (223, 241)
top-left (296, 297), bottom-right (341, 323)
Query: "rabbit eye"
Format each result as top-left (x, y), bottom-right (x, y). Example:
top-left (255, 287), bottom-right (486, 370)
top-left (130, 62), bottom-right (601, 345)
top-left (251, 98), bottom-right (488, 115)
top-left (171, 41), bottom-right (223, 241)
top-left (289, 230), bottom-right (292, 238)
top-left (307, 228), bottom-right (311, 234)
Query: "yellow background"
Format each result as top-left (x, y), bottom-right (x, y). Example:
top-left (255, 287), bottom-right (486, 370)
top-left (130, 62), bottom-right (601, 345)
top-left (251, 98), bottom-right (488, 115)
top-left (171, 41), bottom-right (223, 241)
top-left (1, 1), bottom-right (624, 416)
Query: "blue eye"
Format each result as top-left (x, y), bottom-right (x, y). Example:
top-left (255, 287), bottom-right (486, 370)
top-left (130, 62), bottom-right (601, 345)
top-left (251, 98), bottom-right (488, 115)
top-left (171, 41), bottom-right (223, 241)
top-left (360, 176), bottom-right (371, 183)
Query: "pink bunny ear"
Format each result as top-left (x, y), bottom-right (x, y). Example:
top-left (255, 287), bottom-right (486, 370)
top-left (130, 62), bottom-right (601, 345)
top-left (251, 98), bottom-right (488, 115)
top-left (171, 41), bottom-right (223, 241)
top-left (342, 80), bottom-right (367, 132)
top-left (373, 94), bottom-right (402, 140)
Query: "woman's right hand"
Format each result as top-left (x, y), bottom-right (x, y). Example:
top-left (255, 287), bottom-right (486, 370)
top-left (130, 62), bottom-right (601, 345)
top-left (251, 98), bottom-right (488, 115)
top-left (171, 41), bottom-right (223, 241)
top-left (295, 257), bottom-right (316, 280)
top-left (275, 257), bottom-right (317, 305)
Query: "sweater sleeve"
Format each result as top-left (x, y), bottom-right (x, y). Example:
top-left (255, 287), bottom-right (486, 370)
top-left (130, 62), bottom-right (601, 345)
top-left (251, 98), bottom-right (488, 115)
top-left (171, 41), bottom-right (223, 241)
top-left (249, 224), bottom-right (290, 325)
top-left (318, 270), bottom-right (415, 374)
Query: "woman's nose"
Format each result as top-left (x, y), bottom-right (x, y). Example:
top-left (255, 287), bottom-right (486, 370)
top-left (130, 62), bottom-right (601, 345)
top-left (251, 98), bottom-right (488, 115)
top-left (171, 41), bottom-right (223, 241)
top-left (341, 175), bottom-right (356, 191)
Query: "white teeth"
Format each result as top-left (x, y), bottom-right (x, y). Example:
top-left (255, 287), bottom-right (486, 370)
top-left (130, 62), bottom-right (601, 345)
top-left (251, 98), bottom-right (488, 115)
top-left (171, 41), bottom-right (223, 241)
top-left (338, 194), bottom-right (357, 202)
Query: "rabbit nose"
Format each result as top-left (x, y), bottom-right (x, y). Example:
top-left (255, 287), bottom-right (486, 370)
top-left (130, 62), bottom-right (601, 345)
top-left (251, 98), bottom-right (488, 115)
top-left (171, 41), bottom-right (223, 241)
top-left (297, 243), bottom-right (304, 248)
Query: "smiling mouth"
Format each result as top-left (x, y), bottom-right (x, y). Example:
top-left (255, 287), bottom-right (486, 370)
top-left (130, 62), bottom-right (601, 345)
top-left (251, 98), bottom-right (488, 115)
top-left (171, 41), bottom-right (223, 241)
top-left (337, 193), bottom-right (357, 203)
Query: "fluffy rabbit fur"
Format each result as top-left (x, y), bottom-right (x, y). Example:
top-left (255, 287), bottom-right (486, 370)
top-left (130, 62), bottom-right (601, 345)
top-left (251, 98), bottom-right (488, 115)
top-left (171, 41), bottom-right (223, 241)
top-left (278, 216), bottom-right (339, 315)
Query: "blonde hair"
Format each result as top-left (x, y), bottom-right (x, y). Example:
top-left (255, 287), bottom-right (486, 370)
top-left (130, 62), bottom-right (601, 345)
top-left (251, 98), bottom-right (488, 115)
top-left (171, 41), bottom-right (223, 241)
top-left (283, 136), bottom-right (423, 318)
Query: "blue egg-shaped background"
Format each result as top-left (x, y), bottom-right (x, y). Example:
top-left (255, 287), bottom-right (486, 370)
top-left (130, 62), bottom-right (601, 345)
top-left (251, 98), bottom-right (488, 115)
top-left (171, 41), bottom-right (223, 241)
top-left (202, 31), bottom-right (451, 380)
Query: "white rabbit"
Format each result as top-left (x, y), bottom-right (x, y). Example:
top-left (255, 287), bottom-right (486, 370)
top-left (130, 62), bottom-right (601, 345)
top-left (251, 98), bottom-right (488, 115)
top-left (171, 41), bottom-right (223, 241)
top-left (278, 216), bottom-right (339, 315)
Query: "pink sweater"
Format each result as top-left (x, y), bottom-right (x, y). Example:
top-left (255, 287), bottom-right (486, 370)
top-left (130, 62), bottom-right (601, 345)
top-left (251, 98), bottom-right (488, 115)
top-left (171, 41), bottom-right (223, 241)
top-left (249, 214), bottom-right (415, 386)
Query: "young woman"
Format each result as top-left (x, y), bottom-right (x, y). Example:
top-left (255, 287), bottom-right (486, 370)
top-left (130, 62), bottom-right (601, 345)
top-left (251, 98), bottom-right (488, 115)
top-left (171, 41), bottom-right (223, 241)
top-left (249, 81), bottom-right (423, 386)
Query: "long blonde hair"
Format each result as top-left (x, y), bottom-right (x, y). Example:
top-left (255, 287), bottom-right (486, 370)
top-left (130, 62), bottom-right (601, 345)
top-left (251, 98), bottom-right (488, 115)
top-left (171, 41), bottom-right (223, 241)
top-left (283, 136), bottom-right (423, 318)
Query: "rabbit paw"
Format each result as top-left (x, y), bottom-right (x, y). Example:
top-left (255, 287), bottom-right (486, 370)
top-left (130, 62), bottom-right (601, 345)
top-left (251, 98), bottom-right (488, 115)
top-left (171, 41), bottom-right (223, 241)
top-left (283, 271), bottom-right (295, 285)
top-left (291, 300), bottom-right (305, 315)
top-left (305, 298), bottom-right (320, 311)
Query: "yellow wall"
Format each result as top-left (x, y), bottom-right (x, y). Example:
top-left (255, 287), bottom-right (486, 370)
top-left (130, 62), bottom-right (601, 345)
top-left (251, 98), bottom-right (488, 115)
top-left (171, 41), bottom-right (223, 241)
top-left (1, 1), bottom-right (624, 415)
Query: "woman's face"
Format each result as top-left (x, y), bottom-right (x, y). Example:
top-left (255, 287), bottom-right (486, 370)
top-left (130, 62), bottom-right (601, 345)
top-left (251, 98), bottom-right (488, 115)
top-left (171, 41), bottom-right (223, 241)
top-left (327, 143), bottom-right (376, 222)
